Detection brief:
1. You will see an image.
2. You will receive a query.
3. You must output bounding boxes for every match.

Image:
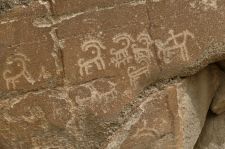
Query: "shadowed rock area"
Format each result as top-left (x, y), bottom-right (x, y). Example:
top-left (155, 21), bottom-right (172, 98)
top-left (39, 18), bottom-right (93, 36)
top-left (1, 0), bottom-right (225, 148)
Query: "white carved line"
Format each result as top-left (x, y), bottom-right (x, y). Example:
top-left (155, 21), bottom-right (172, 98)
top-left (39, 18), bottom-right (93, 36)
top-left (110, 33), bottom-right (135, 68)
top-left (132, 30), bottom-right (154, 63)
top-left (78, 38), bottom-right (106, 76)
top-left (155, 29), bottom-right (194, 64)
top-left (75, 80), bottom-right (118, 114)
top-left (131, 120), bottom-right (159, 139)
top-left (127, 61), bottom-right (150, 89)
top-left (3, 53), bottom-right (35, 90)
top-left (106, 94), bottom-right (156, 149)
top-left (50, 28), bottom-right (64, 75)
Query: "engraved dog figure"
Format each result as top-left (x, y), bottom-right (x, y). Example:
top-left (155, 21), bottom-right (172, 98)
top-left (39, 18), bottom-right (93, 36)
top-left (155, 29), bottom-right (194, 64)
top-left (78, 39), bottom-right (106, 76)
top-left (110, 33), bottom-right (135, 68)
top-left (3, 53), bottom-right (35, 90)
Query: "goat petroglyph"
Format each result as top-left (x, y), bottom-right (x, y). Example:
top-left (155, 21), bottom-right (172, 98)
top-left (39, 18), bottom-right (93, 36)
top-left (127, 60), bottom-right (150, 89)
top-left (155, 29), bottom-right (194, 64)
top-left (78, 38), bottom-right (106, 76)
top-left (110, 33), bottom-right (134, 68)
top-left (132, 30), bottom-right (154, 63)
top-left (75, 79), bottom-right (118, 114)
top-left (3, 53), bottom-right (35, 90)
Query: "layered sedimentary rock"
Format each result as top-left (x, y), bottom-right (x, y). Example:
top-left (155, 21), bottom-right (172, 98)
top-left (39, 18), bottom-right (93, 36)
top-left (1, 0), bottom-right (225, 148)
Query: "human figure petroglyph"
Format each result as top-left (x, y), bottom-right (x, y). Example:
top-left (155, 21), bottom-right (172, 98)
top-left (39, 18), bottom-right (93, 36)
top-left (78, 39), bottom-right (106, 76)
top-left (3, 53), bottom-right (35, 90)
top-left (132, 30), bottom-right (154, 63)
top-left (132, 120), bottom-right (159, 139)
top-left (127, 61), bottom-right (150, 89)
top-left (155, 29), bottom-right (194, 64)
top-left (110, 33), bottom-right (135, 68)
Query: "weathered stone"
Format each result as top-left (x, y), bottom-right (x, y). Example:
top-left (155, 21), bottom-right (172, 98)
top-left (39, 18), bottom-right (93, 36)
top-left (1, 0), bottom-right (225, 148)
top-left (210, 78), bottom-right (225, 115)
top-left (56, 2), bottom-right (149, 39)
top-left (50, 0), bottom-right (144, 16)
top-left (0, 18), bottom-right (50, 47)
top-left (177, 65), bottom-right (222, 149)
top-left (106, 86), bottom-right (181, 149)
top-left (0, 89), bottom-right (74, 148)
top-left (146, 0), bottom-right (225, 77)
top-left (0, 0), bottom-right (35, 14)
top-left (195, 112), bottom-right (225, 149)
top-left (0, 1), bottom-right (63, 98)
top-left (39, 0), bottom-right (225, 103)
top-left (0, 39), bottom-right (63, 98)
top-left (103, 65), bottom-right (222, 149)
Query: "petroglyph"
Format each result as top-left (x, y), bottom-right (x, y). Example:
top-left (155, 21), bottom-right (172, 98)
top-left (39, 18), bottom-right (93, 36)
top-left (37, 66), bottom-right (52, 81)
top-left (111, 33), bottom-right (134, 68)
top-left (131, 120), bottom-right (159, 139)
top-left (155, 29), bottom-right (194, 64)
top-left (78, 38), bottom-right (106, 76)
top-left (3, 53), bottom-right (35, 90)
top-left (21, 106), bottom-right (46, 123)
top-left (190, 0), bottom-right (218, 10)
top-left (127, 61), bottom-right (150, 89)
top-left (201, 0), bottom-right (218, 10)
top-left (132, 30), bottom-right (154, 63)
top-left (50, 28), bottom-right (64, 76)
top-left (75, 79), bottom-right (118, 113)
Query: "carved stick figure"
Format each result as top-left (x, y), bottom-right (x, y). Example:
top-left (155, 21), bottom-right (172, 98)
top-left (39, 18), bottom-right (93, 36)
top-left (3, 53), bottom-right (35, 90)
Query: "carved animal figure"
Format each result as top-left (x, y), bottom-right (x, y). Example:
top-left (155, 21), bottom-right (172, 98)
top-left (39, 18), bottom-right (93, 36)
top-left (127, 61), bottom-right (150, 88)
top-left (155, 29), bottom-right (194, 64)
top-left (111, 33), bottom-right (134, 68)
top-left (132, 120), bottom-right (159, 139)
top-left (132, 30), bottom-right (154, 63)
top-left (78, 39), bottom-right (106, 76)
top-left (3, 53), bottom-right (35, 90)
top-left (75, 79), bottom-right (118, 114)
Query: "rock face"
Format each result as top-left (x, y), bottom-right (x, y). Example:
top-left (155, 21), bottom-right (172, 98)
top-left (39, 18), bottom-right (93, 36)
top-left (177, 65), bottom-right (223, 149)
top-left (195, 112), bottom-right (225, 149)
top-left (1, 0), bottom-right (225, 148)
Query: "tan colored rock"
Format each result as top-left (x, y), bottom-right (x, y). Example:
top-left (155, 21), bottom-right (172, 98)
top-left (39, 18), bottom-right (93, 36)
top-left (1, 0), bottom-right (225, 148)
top-left (210, 78), bottom-right (225, 115)
top-left (104, 65), bottom-right (221, 149)
top-left (0, 1), bottom-right (63, 98)
top-left (177, 65), bottom-right (222, 149)
top-left (195, 113), bottom-right (225, 149)
top-left (0, 65), bottom-right (221, 148)
top-left (0, 89), bottom-right (73, 148)
top-left (31, 0), bottom-right (225, 97)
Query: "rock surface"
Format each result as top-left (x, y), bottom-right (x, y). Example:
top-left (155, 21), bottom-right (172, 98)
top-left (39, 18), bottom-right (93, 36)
top-left (195, 112), bottom-right (225, 149)
top-left (1, 0), bottom-right (225, 148)
top-left (177, 65), bottom-right (223, 149)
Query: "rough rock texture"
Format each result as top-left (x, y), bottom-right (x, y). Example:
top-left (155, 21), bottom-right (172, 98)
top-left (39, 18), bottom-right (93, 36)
top-left (177, 65), bottom-right (223, 149)
top-left (1, 0), bottom-right (225, 148)
top-left (195, 112), bottom-right (225, 149)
